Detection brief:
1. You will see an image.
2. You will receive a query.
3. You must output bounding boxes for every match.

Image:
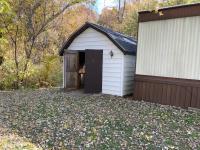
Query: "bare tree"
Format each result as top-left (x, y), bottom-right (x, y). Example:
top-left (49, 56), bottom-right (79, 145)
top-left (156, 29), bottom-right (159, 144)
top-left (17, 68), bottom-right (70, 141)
top-left (117, 0), bottom-right (126, 22)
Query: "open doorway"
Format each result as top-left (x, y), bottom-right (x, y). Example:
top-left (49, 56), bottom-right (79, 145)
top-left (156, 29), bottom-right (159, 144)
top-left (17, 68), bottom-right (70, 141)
top-left (78, 52), bottom-right (85, 89)
top-left (64, 50), bottom-right (102, 93)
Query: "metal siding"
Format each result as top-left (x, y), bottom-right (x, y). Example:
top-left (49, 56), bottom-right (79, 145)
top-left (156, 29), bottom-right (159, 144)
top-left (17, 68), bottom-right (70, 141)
top-left (133, 75), bottom-right (200, 109)
top-left (136, 16), bottom-right (200, 80)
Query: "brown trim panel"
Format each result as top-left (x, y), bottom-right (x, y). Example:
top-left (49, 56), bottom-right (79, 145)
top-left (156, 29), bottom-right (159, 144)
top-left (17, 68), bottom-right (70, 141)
top-left (133, 74), bottom-right (200, 108)
top-left (139, 3), bottom-right (200, 22)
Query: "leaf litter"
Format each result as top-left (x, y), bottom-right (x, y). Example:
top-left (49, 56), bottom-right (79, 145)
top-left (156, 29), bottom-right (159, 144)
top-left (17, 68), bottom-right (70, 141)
top-left (0, 89), bottom-right (199, 149)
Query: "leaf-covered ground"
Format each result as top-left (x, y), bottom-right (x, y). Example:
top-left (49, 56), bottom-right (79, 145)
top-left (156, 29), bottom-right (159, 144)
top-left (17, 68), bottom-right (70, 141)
top-left (0, 127), bottom-right (41, 150)
top-left (0, 89), bottom-right (199, 150)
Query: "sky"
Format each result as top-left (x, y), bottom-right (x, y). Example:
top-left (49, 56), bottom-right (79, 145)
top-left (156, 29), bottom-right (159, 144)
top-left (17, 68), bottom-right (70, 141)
top-left (95, 0), bottom-right (116, 13)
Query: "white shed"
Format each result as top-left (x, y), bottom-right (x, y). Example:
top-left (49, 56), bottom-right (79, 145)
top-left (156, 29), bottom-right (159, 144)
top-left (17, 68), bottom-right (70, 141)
top-left (59, 22), bottom-right (137, 96)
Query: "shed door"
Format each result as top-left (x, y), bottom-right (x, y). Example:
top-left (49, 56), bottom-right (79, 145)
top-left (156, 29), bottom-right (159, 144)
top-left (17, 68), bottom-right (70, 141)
top-left (85, 50), bottom-right (103, 93)
top-left (64, 51), bottom-right (79, 89)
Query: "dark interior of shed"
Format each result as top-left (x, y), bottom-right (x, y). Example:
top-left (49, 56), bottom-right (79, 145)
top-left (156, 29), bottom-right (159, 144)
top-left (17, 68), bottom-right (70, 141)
top-left (78, 52), bottom-right (85, 88)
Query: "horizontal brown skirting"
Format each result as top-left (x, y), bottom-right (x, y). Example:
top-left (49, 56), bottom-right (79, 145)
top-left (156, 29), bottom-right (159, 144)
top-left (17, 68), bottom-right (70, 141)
top-left (133, 74), bottom-right (200, 109)
top-left (139, 3), bottom-right (200, 22)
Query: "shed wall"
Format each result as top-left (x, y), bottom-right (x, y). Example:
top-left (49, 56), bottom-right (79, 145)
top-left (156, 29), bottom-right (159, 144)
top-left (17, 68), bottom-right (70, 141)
top-left (136, 16), bottom-right (200, 80)
top-left (67, 28), bottom-right (124, 96)
top-left (122, 55), bottom-right (136, 95)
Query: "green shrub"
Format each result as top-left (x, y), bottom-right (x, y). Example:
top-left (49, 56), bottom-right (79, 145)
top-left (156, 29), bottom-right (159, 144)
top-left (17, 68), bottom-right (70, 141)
top-left (0, 55), bottom-right (62, 90)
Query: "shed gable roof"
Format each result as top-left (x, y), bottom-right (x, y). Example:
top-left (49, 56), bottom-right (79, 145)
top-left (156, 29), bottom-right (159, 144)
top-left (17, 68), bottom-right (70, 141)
top-left (59, 22), bottom-right (137, 56)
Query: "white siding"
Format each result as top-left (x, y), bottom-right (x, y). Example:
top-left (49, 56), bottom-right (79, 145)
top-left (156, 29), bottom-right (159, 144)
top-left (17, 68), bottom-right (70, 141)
top-left (122, 55), bottom-right (136, 95)
top-left (67, 28), bottom-right (124, 96)
top-left (136, 16), bottom-right (200, 80)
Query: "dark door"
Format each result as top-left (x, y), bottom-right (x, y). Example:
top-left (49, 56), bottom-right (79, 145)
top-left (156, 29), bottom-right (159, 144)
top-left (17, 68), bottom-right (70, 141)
top-left (85, 50), bottom-right (103, 93)
top-left (64, 51), bottom-right (79, 89)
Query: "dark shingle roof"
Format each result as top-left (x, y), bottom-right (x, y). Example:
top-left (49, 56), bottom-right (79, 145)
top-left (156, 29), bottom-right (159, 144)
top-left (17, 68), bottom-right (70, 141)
top-left (59, 22), bottom-right (137, 56)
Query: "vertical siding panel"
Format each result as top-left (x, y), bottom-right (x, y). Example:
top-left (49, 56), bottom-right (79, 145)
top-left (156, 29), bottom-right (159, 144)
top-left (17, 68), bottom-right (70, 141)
top-left (134, 81), bottom-right (139, 100)
top-left (154, 83), bottom-right (163, 104)
top-left (145, 82), bottom-right (150, 101)
top-left (197, 88), bottom-right (200, 108)
top-left (134, 75), bottom-right (200, 108)
top-left (192, 87), bottom-right (200, 108)
top-left (166, 85), bottom-right (171, 105)
top-left (138, 82), bottom-right (143, 100)
top-left (175, 86), bottom-right (181, 107)
top-left (161, 84), bottom-right (168, 105)
top-left (149, 83), bottom-right (155, 103)
top-left (141, 82), bottom-right (146, 100)
top-left (146, 82), bottom-right (151, 101)
top-left (136, 16), bottom-right (200, 80)
top-left (179, 86), bottom-right (186, 108)
top-left (158, 84), bottom-right (163, 103)
top-left (139, 82), bottom-right (144, 100)
top-left (191, 87), bottom-right (198, 108)
top-left (185, 87), bottom-right (192, 108)
top-left (153, 83), bottom-right (160, 101)
top-left (170, 85), bottom-right (176, 106)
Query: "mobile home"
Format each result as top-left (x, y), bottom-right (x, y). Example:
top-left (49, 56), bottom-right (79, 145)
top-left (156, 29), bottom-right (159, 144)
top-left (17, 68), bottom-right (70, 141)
top-left (134, 3), bottom-right (200, 108)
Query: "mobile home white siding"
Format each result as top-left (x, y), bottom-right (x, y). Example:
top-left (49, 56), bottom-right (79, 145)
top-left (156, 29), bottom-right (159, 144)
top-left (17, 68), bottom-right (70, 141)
top-left (136, 16), bottom-right (200, 80)
top-left (66, 28), bottom-right (125, 96)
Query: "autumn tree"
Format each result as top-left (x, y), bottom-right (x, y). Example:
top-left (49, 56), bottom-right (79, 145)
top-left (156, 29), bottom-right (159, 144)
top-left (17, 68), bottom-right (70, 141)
top-left (0, 0), bottom-right (11, 64)
top-left (98, 7), bottom-right (120, 31)
top-left (0, 0), bottom-right (89, 87)
top-left (99, 0), bottom-right (200, 38)
top-left (121, 0), bottom-right (159, 37)
top-left (116, 0), bottom-right (127, 22)
top-left (55, 5), bottom-right (97, 48)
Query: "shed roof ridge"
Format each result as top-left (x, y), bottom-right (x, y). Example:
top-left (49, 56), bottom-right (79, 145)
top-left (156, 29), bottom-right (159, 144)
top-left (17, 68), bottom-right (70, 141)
top-left (59, 22), bottom-right (137, 56)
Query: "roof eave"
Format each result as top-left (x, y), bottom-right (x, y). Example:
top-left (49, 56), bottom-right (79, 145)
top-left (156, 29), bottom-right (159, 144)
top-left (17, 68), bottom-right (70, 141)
top-left (59, 22), bottom-right (136, 56)
top-left (59, 23), bottom-right (90, 56)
